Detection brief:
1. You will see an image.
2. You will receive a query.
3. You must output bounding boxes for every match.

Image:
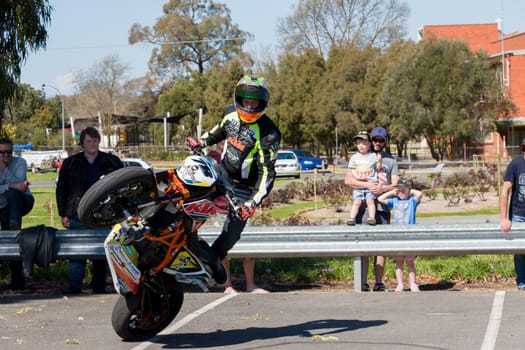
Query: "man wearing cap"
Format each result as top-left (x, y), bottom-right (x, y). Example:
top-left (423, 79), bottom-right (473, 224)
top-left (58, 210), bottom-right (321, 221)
top-left (344, 126), bottom-right (401, 292)
top-left (499, 138), bottom-right (525, 290)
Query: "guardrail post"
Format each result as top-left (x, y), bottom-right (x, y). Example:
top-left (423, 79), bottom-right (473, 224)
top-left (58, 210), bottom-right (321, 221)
top-left (353, 256), bottom-right (363, 292)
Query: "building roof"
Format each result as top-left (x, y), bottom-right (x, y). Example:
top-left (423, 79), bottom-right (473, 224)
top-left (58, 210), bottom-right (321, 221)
top-left (422, 23), bottom-right (500, 53)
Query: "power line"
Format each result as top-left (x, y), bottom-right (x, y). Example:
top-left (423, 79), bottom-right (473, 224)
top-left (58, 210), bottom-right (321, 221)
top-left (44, 37), bottom-right (246, 51)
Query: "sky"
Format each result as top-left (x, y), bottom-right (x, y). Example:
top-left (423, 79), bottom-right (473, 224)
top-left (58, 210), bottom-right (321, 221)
top-left (20, 0), bottom-right (525, 97)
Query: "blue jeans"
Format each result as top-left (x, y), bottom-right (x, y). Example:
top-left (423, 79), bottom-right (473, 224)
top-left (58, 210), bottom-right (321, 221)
top-left (512, 214), bottom-right (525, 286)
top-left (67, 219), bottom-right (108, 291)
top-left (0, 189), bottom-right (34, 287)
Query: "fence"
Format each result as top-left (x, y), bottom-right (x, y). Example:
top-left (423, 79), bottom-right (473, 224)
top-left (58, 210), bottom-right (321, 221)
top-left (2, 223), bottom-right (525, 292)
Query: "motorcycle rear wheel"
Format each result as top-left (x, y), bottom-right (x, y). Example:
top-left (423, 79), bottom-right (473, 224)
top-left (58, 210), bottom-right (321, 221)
top-left (78, 167), bottom-right (158, 228)
top-left (111, 278), bottom-right (184, 341)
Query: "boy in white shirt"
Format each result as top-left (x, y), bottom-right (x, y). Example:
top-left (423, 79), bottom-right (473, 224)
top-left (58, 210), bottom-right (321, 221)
top-left (347, 131), bottom-right (381, 226)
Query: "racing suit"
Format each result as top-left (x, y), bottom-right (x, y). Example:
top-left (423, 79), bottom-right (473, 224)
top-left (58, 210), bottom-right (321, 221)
top-left (201, 103), bottom-right (281, 260)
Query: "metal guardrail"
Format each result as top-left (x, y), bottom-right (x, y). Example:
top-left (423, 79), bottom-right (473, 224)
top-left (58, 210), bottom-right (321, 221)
top-left (2, 223), bottom-right (525, 292)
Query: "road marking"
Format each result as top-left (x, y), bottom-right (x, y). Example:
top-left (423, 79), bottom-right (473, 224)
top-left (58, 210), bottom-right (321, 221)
top-left (480, 290), bottom-right (505, 350)
top-left (130, 292), bottom-right (238, 350)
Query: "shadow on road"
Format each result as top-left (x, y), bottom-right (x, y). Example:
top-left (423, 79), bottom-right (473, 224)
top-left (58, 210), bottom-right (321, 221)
top-left (153, 318), bottom-right (387, 348)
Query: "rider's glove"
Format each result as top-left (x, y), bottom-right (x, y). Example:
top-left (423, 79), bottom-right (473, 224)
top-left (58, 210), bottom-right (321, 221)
top-left (238, 200), bottom-right (256, 221)
top-left (185, 136), bottom-right (206, 150)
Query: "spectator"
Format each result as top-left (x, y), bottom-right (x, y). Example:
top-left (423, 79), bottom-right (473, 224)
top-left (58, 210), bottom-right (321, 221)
top-left (208, 141), bottom-right (269, 294)
top-left (346, 131), bottom-right (380, 226)
top-left (186, 75), bottom-right (281, 285)
top-left (499, 137), bottom-right (525, 291)
top-left (56, 127), bottom-right (123, 294)
top-left (378, 179), bottom-right (423, 292)
top-left (344, 126), bottom-right (400, 292)
top-left (0, 138), bottom-right (34, 290)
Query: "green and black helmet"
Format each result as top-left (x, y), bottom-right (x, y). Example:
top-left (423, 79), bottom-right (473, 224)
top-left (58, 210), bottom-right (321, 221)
top-left (234, 75), bottom-right (269, 123)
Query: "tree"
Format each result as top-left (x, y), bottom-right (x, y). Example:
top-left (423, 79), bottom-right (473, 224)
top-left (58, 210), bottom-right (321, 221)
top-left (129, 0), bottom-right (251, 80)
top-left (268, 48), bottom-right (326, 151)
top-left (315, 45), bottom-right (380, 158)
top-left (156, 72), bottom-right (205, 143)
top-left (277, 0), bottom-right (408, 57)
top-left (360, 40), bottom-right (419, 157)
top-left (0, 0), bottom-right (52, 129)
top-left (73, 55), bottom-right (132, 147)
top-left (202, 59), bottom-right (246, 129)
top-left (375, 39), bottom-right (510, 161)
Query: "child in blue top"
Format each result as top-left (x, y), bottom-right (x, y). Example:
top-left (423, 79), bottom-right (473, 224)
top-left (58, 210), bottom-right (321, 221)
top-left (378, 179), bottom-right (423, 292)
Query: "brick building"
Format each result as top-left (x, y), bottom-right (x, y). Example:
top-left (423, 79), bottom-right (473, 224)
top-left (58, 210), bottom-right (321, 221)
top-left (420, 22), bottom-right (525, 159)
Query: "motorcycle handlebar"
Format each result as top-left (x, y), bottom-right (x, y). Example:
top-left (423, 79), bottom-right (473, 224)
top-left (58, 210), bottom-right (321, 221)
top-left (185, 138), bottom-right (243, 219)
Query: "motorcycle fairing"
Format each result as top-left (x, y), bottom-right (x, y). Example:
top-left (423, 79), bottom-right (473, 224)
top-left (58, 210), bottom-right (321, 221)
top-left (104, 225), bottom-right (141, 295)
top-left (182, 199), bottom-right (217, 220)
top-left (165, 246), bottom-right (210, 277)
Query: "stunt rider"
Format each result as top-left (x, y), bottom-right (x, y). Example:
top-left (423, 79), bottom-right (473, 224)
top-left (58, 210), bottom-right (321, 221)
top-left (186, 75), bottom-right (281, 279)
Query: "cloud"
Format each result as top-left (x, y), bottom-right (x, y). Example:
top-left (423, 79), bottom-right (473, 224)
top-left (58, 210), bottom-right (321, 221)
top-left (53, 70), bottom-right (79, 95)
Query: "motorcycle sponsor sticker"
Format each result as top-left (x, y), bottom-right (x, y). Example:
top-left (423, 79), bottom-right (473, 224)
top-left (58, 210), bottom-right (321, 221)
top-left (182, 199), bottom-right (216, 219)
top-left (106, 243), bottom-right (141, 293)
top-left (170, 250), bottom-right (200, 272)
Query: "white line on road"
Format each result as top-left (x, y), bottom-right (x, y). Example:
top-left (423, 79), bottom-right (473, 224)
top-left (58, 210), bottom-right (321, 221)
top-left (480, 290), bottom-right (505, 350)
top-left (130, 292), bottom-right (238, 350)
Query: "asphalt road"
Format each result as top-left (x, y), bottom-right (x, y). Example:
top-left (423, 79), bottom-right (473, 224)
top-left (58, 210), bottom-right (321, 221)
top-left (0, 289), bottom-right (522, 349)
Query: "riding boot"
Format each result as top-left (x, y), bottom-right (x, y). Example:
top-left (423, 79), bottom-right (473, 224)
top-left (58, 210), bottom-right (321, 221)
top-left (187, 234), bottom-right (227, 284)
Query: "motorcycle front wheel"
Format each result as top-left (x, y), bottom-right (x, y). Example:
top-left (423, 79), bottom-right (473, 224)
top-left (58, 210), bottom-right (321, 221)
top-left (111, 277), bottom-right (184, 341)
top-left (78, 167), bottom-right (158, 228)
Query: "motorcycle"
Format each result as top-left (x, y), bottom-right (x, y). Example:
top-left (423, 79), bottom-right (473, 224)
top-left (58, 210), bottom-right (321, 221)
top-left (77, 151), bottom-right (236, 341)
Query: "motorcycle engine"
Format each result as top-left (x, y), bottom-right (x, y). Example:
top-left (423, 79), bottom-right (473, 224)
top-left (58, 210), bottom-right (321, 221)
top-left (132, 229), bottom-right (167, 268)
top-left (139, 241), bottom-right (166, 268)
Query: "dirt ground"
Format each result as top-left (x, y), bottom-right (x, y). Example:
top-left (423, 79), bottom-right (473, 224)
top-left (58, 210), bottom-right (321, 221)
top-left (299, 191), bottom-right (500, 225)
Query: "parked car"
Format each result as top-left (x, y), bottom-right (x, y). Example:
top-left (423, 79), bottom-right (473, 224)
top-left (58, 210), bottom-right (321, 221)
top-left (275, 151), bottom-right (301, 178)
top-left (288, 149), bottom-right (328, 170)
top-left (121, 158), bottom-right (155, 173)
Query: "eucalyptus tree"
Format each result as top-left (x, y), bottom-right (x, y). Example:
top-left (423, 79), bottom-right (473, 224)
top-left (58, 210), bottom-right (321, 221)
top-left (277, 0), bottom-right (408, 57)
top-left (363, 40), bottom-right (419, 157)
top-left (156, 71), bottom-right (205, 142)
top-left (202, 59), bottom-right (246, 128)
top-left (270, 48), bottom-right (326, 151)
top-left (3, 83), bottom-right (47, 143)
top-left (376, 39), bottom-right (510, 161)
top-left (0, 0), bottom-right (52, 130)
top-left (129, 0), bottom-right (251, 80)
top-left (315, 45), bottom-right (380, 158)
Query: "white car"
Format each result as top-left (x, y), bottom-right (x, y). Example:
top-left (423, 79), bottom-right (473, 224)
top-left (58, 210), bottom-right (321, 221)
top-left (275, 151), bottom-right (300, 178)
top-left (121, 158), bottom-right (154, 173)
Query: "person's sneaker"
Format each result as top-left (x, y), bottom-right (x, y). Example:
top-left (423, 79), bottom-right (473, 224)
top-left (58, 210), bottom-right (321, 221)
top-left (395, 284), bottom-right (404, 292)
top-left (373, 282), bottom-right (389, 292)
top-left (367, 217), bottom-right (377, 226)
top-left (410, 283), bottom-right (420, 292)
top-left (346, 218), bottom-right (355, 226)
top-left (362, 283), bottom-right (370, 292)
top-left (517, 283), bottom-right (525, 291)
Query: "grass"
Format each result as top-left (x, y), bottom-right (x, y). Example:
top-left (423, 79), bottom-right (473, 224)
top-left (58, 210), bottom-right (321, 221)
top-left (25, 187), bottom-right (60, 227)
top-left (1, 175), bottom-right (514, 291)
top-left (418, 208), bottom-right (499, 217)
